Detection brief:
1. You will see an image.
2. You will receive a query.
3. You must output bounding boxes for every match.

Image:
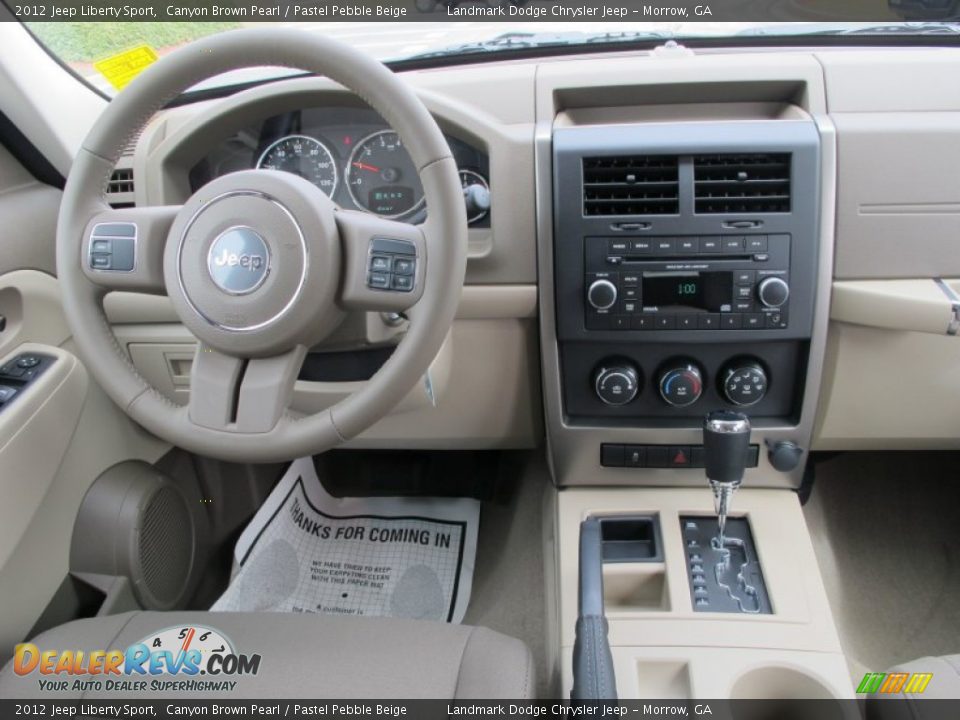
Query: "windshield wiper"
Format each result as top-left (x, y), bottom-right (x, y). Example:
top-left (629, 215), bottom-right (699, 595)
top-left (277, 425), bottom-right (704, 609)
top-left (738, 21), bottom-right (960, 36)
top-left (401, 30), bottom-right (672, 60)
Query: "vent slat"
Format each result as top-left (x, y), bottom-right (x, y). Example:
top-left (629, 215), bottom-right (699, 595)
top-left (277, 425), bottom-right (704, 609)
top-left (107, 168), bottom-right (135, 209)
top-left (583, 155), bottom-right (679, 216)
top-left (694, 153), bottom-right (791, 214)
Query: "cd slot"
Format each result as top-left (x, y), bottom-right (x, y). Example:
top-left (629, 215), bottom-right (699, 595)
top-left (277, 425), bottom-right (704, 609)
top-left (619, 254), bottom-right (754, 263)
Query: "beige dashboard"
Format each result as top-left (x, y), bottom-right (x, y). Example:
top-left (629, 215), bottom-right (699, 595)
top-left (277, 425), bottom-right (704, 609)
top-left (108, 45), bottom-right (960, 458)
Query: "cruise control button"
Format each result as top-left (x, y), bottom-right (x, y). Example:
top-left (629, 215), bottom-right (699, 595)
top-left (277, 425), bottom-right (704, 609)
top-left (369, 255), bottom-right (392, 272)
top-left (368, 272), bottom-right (391, 289)
top-left (391, 274), bottom-right (414, 292)
top-left (393, 258), bottom-right (415, 275)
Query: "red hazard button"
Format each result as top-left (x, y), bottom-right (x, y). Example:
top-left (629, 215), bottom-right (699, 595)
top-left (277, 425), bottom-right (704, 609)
top-left (669, 446), bottom-right (691, 468)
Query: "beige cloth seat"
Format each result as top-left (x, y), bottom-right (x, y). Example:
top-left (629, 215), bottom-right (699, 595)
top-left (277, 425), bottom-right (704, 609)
top-left (0, 611), bottom-right (534, 699)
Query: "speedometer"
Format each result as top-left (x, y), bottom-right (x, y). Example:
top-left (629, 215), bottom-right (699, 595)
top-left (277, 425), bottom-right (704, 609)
top-left (346, 130), bottom-right (424, 219)
top-left (257, 135), bottom-right (338, 197)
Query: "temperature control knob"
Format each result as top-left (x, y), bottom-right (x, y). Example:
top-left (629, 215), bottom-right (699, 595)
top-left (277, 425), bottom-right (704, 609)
top-left (594, 363), bottom-right (640, 406)
top-left (658, 363), bottom-right (703, 408)
top-left (722, 361), bottom-right (768, 407)
top-left (757, 277), bottom-right (790, 308)
top-left (587, 279), bottom-right (618, 311)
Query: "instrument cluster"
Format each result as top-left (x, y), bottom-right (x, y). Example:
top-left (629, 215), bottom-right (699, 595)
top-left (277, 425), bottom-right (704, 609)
top-left (188, 106), bottom-right (490, 226)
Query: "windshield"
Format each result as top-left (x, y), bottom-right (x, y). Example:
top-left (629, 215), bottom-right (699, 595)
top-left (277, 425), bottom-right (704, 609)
top-left (23, 20), bottom-right (960, 97)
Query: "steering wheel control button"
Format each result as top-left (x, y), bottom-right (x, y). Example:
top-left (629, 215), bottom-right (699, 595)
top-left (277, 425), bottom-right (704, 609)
top-left (206, 226), bottom-right (271, 296)
top-left (366, 238), bottom-right (417, 292)
top-left (393, 258), bottom-right (415, 276)
top-left (369, 255), bottom-right (392, 273)
top-left (89, 222), bottom-right (136, 272)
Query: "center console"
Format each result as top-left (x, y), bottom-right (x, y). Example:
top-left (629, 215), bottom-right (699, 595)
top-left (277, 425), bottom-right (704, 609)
top-left (539, 100), bottom-right (833, 488)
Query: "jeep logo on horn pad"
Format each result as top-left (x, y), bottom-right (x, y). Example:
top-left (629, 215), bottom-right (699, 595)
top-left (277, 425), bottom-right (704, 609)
top-left (207, 227), bottom-right (270, 295)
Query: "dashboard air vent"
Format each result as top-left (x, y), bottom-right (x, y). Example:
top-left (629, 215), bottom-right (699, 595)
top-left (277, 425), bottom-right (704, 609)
top-left (582, 155), bottom-right (679, 216)
top-left (694, 153), bottom-right (791, 214)
top-left (107, 167), bottom-right (135, 208)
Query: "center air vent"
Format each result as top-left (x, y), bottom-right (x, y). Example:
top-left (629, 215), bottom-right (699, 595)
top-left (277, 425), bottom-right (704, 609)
top-left (583, 155), bottom-right (679, 216)
top-left (694, 154), bottom-right (791, 214)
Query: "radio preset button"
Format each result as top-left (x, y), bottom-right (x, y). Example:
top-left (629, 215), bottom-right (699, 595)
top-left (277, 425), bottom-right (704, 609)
top-left (653, 238), bottom-right (677, 255)
top-left (633, 314), bottom-right (656, 330)
top-left (698, 314), bottom-right (720, 329)
top-left (611, 316), bottom-right (631, 330)
top-left (721, 314), bottom-right (743, 329)
top-left (700, 237), bottom-right (721, 253)
top-left (655, 315), bottom-right (677, 330)
top-left (677, 315), bottom-right (698, 330)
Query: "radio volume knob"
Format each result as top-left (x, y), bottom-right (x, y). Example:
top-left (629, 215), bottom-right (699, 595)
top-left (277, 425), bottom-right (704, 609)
top-left (757, 277), bottom-right (790, 308)
top-left (587, 279), bottom-right (618, 311)
top-left (594, 363), bottom-right (640, 406)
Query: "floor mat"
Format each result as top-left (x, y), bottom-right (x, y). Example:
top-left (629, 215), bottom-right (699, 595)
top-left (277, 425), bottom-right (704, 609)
top-left (212, 458), bottom-right (480, 623)
top-left (804, 451), bottom-right (960, 680)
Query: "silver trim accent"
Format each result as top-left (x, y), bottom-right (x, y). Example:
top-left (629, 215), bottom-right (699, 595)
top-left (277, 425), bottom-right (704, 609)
top-left (594, 366), bottom-right (638, 406)
top-left (206, 225), bottom-right (271, 296)
top-left (658, 365), bottom-right (703, 408)
top-left (256, 134), bottom-right (339, 198)
top-left (458, 169), bottom-right (490, 224)
top-left (176, 190), bottom-right (309, 333)
top-left (934, 278), bottom-right (960, 336)
top-left (586, 279), bottom-right (618, 311)
top-left (704, 416), bottom-right (751, 435)
top-left (88, 222), bottom-right (137, 274)
top-left (757, 276), bottom-right (790, 308)
top-left (345, 129), bottom-right (425, 219)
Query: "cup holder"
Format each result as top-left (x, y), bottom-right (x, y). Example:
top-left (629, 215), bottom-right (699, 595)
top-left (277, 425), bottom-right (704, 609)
top-left (730, 665), bottom-right (837, 700)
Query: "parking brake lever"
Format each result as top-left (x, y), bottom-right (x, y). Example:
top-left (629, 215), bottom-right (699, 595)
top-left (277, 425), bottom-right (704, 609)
top-left (571, 516), bottom-right (618, 701)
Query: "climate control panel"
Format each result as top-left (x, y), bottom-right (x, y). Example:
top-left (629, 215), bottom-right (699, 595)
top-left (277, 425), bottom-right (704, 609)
top-left (567, 340), bottom-right (801, 421)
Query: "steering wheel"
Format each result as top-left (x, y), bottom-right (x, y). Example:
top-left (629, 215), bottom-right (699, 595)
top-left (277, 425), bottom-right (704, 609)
top-left (56, 30), bottom-right (467, 463)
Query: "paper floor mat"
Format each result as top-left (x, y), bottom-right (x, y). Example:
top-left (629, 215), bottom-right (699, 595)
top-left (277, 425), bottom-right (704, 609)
top-left (211, 458), bottom-right (480, 623)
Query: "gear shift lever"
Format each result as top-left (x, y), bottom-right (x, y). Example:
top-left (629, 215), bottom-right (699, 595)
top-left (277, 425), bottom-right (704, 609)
top-left (703, 410), bottom-right (751, 545)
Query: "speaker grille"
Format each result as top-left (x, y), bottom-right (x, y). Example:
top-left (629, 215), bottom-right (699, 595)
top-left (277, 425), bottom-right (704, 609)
top-left (139, 486), bottom-right (192, 606)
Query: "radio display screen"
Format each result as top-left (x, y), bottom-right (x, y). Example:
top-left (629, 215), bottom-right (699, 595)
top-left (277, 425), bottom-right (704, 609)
top-left (643, 271), bottom-right (732, 312)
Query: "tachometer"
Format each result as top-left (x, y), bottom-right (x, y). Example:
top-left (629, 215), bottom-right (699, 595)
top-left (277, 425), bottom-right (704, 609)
top-left (346, 130), bottom-right (424, 218)
top-left (257, 135), bottom-right (338, 197)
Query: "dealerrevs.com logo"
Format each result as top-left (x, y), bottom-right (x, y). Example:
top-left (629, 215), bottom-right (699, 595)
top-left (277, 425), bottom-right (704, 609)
top-left (12, 625), bottom-right (261, 693)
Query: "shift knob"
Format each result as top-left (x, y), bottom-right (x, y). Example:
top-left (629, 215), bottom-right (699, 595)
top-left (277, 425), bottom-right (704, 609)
top-left (703, 410), bottom-right (751, 485)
